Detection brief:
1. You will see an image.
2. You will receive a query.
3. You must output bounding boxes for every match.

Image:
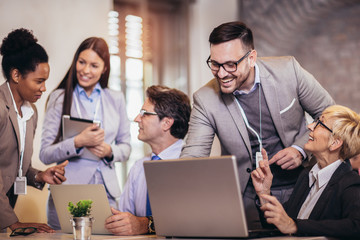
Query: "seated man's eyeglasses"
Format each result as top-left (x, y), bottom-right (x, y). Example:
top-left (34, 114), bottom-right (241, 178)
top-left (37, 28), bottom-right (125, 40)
top-left (10, 227), bottom-right (37, 237)
top-left (206, 50), bottom-right (251, 72)
top-left (139, 109), bottom-right (158, 117)
top-left (313, 117), bottom-right (333, 133)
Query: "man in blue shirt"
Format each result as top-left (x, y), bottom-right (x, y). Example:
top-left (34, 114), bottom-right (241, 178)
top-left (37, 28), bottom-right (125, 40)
top-left (105, 85), bottom-right (191, 235)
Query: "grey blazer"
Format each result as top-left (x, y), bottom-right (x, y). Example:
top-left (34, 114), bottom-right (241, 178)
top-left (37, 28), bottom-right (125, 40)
top-left (0, 83), bottom-right (42, 229)
top-left (40, 88), bottom-right (131, 199)
top-left (181, 56), bottom-right (335, 193)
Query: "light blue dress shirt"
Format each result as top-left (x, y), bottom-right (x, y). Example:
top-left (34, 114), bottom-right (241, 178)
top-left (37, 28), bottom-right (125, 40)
top-left (118, 139), bottom-right (183, 216)
top-left (74, 83), bottom-right (102, 123)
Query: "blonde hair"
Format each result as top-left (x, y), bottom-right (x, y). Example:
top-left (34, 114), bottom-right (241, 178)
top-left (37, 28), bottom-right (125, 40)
top-left (322, 105), bottom-right (360, 159)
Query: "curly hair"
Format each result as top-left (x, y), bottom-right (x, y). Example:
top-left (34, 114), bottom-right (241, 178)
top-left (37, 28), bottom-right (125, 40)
top-left (1, 28), bottom-right (48, 80)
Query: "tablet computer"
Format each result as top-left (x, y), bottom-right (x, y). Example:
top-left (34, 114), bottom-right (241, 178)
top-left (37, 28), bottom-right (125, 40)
top-left (62, 115), bottom-right (100, 139)
top-left (62, 115), bottom-right (101, 161)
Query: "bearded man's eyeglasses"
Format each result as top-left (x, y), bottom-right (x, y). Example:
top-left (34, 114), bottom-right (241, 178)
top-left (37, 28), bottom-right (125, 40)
top-left (206, 50), bottom-right (251, 72)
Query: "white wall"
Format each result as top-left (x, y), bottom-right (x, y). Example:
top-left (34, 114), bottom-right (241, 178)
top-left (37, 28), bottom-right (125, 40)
top-left (188, 0), bottom-right (239, 155)
top-left (0, 0), bottom-right (112, 224)
top-left (188, 0), bottom-right (239, 95)
top-left (0, 0), bottom-right (238, 226)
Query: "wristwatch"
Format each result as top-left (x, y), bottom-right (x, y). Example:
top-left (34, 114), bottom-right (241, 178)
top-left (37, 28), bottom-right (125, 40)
top-left (146, 216), bottom-right (155, 234)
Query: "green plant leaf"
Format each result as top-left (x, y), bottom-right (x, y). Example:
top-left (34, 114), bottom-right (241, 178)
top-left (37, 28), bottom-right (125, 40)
top-left (68, 200), bottom-right (93, 217)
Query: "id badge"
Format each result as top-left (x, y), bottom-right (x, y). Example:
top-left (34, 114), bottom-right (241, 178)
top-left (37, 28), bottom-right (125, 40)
top-left (14, 176), bottom-right (27, 195)
top-left (255, 151), bottom-right (263, 168)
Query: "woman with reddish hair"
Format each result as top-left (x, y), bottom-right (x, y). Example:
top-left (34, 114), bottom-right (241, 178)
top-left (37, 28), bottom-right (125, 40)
top-left (40, 37), bottom-right (131, 229)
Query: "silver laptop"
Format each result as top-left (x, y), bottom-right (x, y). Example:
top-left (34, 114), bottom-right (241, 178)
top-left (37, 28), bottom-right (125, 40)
top-left (144, 155), bottom-right (250, 238)
top-left (50, 184), bottom-right (112, 234)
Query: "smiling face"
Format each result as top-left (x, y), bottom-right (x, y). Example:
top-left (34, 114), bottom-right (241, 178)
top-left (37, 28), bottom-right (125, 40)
top-left (304, 114), bottom-right (335, 168)
top-left (76, 49), bottom-right (106, 95)
top-left (16, 62), bottom-right (49, 103)
top-left (209, 39), bottom-right (256, 94)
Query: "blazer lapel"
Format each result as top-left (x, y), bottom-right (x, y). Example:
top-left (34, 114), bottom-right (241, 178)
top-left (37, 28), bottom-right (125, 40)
top-left (100, 90), bottom-right (108, 133)
top-left (2, 84), bottom-right (22, 156)
top-left (222, 93), bottom-right (252, 157)
top-left (9, 108), bottom-right (21, 156)
top-left (288, 174), bottom-right (312, 218)
top-left (309, 162), bottom-right (349, 219)
top-left (257, 63), bottom-right (288, 146)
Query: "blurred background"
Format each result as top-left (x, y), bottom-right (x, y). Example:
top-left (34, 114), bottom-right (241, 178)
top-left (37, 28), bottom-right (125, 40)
top-left (0, 0), bottom-right (359, 225)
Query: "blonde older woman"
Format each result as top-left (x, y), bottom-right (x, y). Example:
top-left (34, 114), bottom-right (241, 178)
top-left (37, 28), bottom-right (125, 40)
top-left (251, 105), bottom-right (360, 238)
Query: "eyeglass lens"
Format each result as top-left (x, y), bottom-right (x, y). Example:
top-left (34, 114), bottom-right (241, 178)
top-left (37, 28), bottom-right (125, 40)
top-left (313, 117), bottom-right (332, 133)
top-left (140, 110), bottom-right (157, 117)
top-left (207, 51), bottom-right (250, 72)
top-left (208, 61), bottom-right (237, 72)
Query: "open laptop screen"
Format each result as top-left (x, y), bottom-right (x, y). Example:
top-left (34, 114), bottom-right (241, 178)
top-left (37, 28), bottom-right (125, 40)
top-left (144, 155), bottom-right (249, 238)
top-left (50, 184), bottom-right (112, 235)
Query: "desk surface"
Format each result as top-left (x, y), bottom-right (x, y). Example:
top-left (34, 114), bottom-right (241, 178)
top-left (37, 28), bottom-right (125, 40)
top-left (1, 232), bottom-right (155, 239)
top-left (0, 232), bottom-right (333, 240)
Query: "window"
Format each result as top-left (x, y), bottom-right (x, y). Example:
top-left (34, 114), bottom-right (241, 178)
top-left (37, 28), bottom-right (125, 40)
top-left (110, 0), bottom-right (191, 188)
top-left (108, 11), bottom-right (147, 188)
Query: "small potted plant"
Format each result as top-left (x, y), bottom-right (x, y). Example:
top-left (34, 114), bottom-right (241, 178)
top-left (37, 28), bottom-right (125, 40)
top-left (68, 200), bottom-right (93, 240)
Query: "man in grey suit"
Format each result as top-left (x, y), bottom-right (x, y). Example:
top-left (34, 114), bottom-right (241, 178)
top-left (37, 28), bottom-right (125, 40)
top-left (180, 21), bottom-right (335, 229)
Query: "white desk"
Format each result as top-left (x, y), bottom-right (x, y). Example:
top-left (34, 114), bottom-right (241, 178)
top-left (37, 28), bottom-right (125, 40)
top-left (0, 232), bottom-right (156, 239)
top-left (0, 232), bottom-right (334, 240)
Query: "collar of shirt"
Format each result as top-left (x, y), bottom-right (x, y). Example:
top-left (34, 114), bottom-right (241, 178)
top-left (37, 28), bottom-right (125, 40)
top-left (309, 159), bottom-right (342, 188)
top-left (233, 63), bottom-right (260, 96)
top-left (152, 139), bottom-right (184, 160)
top-left (75, 82), bottom-right (102, 102)
top-left (19, 101), bottom-right (34, 121)
top-left (6, 82), bottom-right (34, 121)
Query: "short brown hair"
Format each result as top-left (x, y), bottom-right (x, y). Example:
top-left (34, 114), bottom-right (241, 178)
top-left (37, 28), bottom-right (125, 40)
top-left (146, 85), bottom-right (191, 139)
top-left (209, 21), bottom-right (254, 50)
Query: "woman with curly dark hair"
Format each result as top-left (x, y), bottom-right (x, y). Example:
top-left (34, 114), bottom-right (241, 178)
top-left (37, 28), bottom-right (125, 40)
top-left (0, 28), bottom-right (68, 232)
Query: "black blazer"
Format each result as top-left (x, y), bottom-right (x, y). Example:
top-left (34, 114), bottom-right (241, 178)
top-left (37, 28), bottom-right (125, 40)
top-left (284, 161), bottom-right (360, 238)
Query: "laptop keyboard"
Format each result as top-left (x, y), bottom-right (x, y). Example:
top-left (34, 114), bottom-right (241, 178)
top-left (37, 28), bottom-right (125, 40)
top-left (247, 228), bottom-right (283, 238)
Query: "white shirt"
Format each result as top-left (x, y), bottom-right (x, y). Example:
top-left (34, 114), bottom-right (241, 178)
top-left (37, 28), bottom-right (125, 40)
top-left (7, 82), bottom-right (34, 175)
top-left (297, 159), bottom-right (342, 219)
